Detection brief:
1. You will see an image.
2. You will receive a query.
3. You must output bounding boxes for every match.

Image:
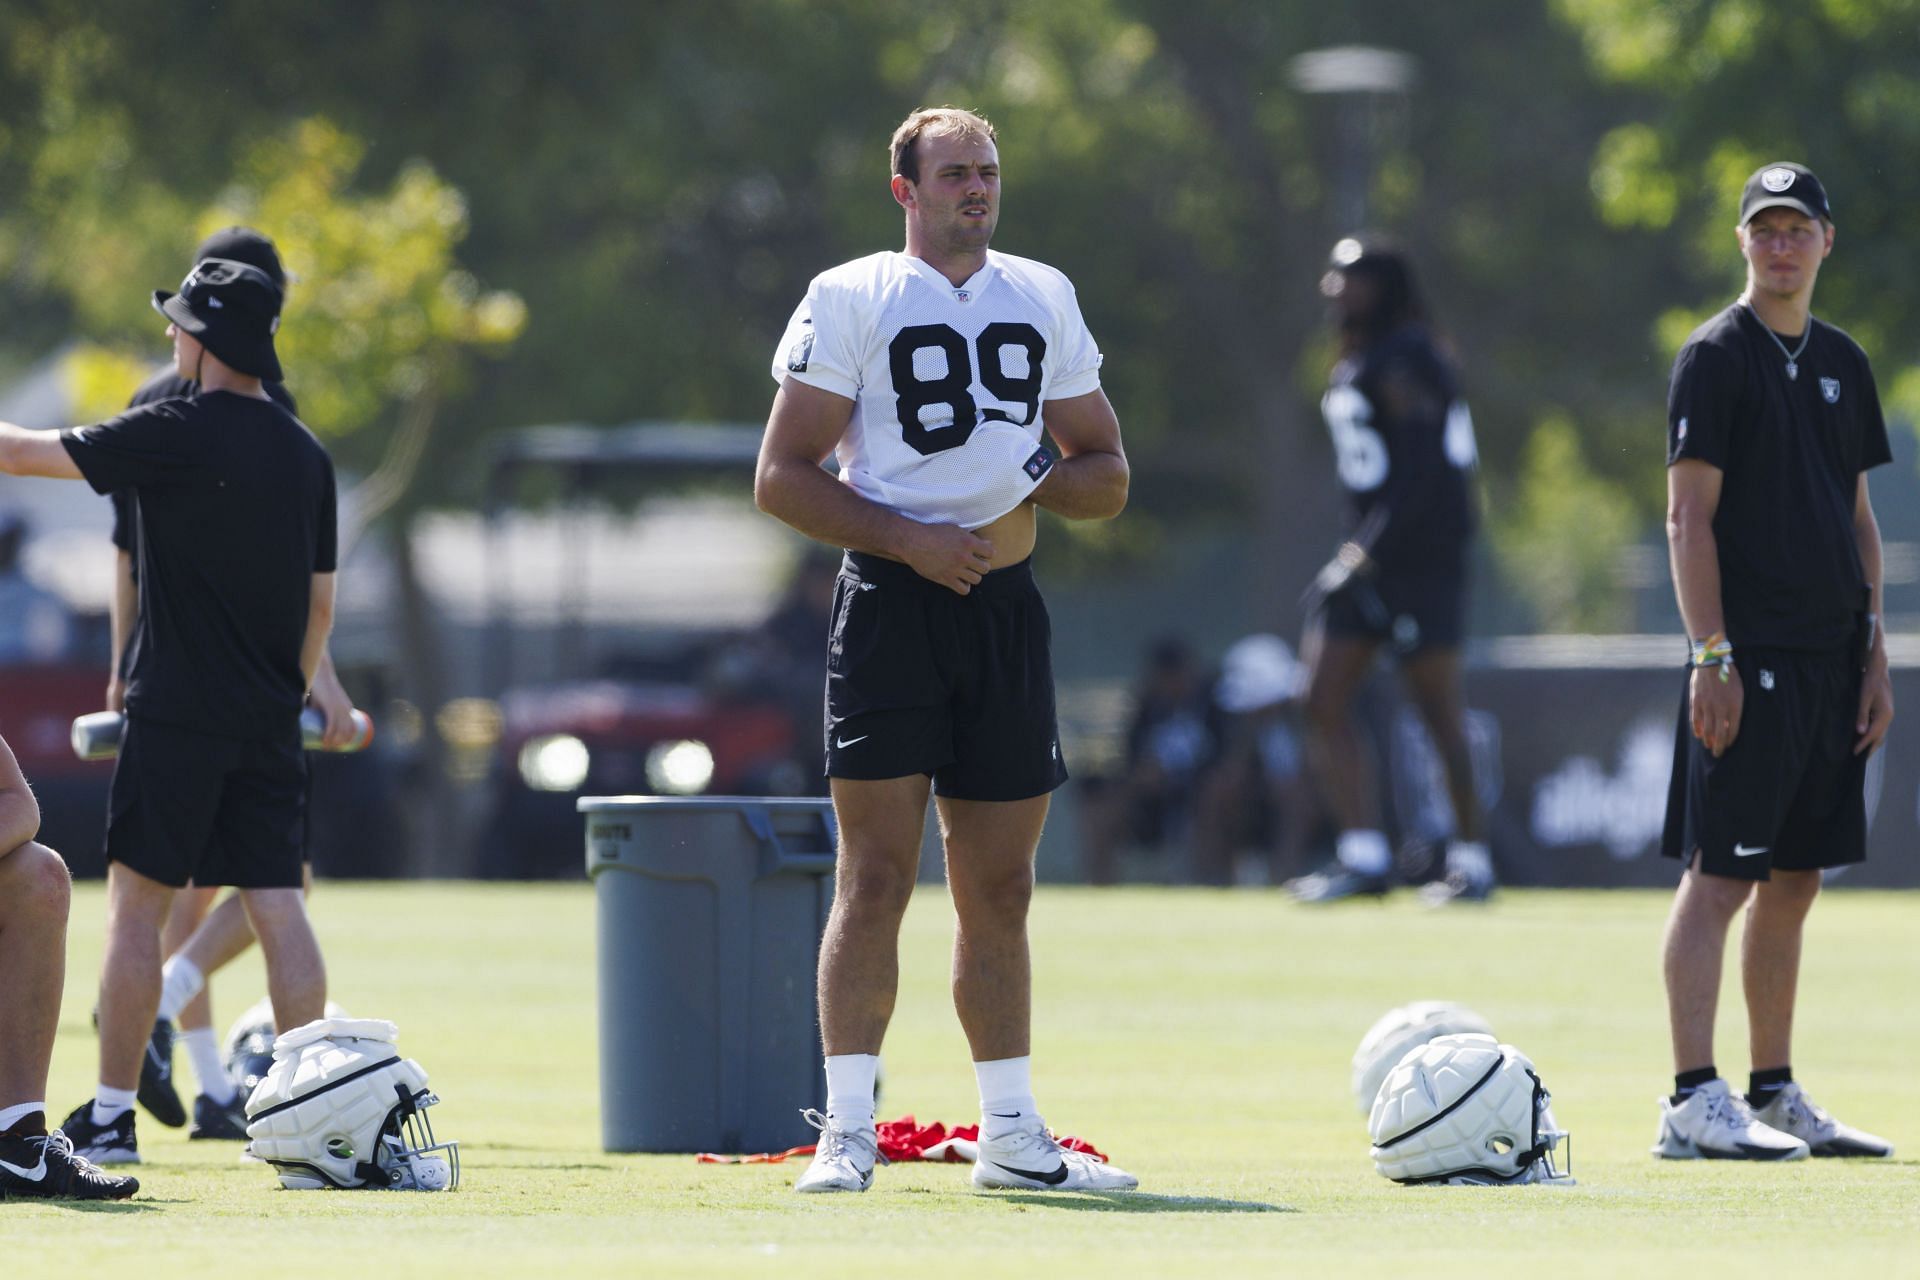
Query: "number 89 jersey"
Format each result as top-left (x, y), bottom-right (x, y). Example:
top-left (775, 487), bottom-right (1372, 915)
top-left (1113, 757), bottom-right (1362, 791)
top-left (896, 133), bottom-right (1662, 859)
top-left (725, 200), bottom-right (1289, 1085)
top-left (771, 250), bottom-right (1103, 529)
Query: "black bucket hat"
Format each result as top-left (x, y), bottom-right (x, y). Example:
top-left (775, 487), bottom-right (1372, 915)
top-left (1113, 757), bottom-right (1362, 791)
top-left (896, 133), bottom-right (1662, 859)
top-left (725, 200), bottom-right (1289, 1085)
top-left (152, 258), bottom-right (284, 382)
top-left (193, 226), bottom-right (288, 289)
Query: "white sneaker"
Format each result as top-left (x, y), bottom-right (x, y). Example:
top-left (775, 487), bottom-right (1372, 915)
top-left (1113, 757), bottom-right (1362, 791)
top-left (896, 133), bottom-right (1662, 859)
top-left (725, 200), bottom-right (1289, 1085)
top-left (793, 1109), bottom-right (882, 1193)
top-left (971, 1118), bottom-right (1138, 1191)
top-left (1751, 1083), bottom-right (1893, 1158)
top-left (1650, 1078), bottom-right (1808, 1160)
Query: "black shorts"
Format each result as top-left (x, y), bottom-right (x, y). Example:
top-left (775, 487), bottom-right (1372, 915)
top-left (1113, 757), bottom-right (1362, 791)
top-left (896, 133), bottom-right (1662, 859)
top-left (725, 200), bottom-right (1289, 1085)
top-left (1323, 565), bottom-right (1466, 655)
top-left (1660, 646), bottom-right (1867, 881)
top-left (106, 716), bottom-right (307, 889)
top-left (824, 552), bottom-right (1067, 802)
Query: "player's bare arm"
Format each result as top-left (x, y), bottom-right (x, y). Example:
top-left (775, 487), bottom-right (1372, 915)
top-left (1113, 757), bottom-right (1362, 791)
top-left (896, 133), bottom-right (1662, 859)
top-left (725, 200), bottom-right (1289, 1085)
top-left (1667, 458), bottom-right (1741, 757)
top-left (107, 549), bottom-right (136, 711)
top-left (1852, 472), bottom-right (1893, 754)
top-left (308, 649), bottom-right (358, 749)
top-left (0, 423), bottom-right (84, 480)
top-left (302, 572), bottom-right (336, 691)
top-left (1029, 389), bottom-right (1128, 521)
top-left (0, 735), bottom-right (42, 857)
top-left (756, 376), bottom-right (994, 594)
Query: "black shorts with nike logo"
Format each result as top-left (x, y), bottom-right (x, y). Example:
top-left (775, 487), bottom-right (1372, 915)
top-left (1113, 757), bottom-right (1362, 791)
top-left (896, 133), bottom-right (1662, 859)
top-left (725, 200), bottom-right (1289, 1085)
top-left (823, 551), bottom-right (1067, 802)
top-left (1660, 643), bottom-right (1868, 881)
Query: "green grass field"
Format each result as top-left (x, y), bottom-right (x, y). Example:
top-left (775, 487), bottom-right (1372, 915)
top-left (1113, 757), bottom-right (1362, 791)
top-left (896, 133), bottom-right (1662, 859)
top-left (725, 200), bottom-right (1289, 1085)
top-left (13, 882), bottom-right (1920, 1276)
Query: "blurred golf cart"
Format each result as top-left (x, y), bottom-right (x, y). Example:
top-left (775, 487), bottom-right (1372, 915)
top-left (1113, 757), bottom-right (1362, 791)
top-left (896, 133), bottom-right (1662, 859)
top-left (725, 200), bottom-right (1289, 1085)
top-left (476, 422), bottom-right (827, 878)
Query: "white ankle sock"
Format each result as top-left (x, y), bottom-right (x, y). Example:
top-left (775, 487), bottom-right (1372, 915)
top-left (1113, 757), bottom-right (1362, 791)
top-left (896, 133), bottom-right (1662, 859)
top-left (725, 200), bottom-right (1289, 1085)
top-left (1336, 829), bottom-right (1392, 877)
top-left (91, 1085), bottom-right (137, 1127)
top-left (180, 1028), bottom-right (235, 1104)
top-left (0, 1101), bottom-right (45, 1133)
top-left (1445, 840), bottom-right (1493, 885)
top-left (156, 956), bottom-right (206, 1023)
top-left (823, 1054), bottom-right (878, 1129)
top-left (975, 1055), bottom-right (1037, 1136)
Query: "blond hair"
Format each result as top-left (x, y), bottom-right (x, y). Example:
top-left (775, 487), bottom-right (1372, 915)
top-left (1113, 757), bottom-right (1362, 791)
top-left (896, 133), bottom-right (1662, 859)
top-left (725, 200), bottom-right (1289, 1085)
top-left (889, 106), bottom-right (997, 183)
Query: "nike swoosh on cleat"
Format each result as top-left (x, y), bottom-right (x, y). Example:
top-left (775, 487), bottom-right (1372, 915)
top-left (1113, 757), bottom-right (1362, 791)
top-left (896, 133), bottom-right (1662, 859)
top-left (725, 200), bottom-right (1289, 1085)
top-left (0, 1155), bottom-right (47, 1182)
top-left (992, 1160), bottom-right (1069, 1185)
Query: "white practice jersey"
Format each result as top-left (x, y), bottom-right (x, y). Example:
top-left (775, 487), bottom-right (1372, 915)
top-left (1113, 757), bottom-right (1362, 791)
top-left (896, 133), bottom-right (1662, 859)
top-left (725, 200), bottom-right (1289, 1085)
top-left (771, 249), bottom-right (1103, 529)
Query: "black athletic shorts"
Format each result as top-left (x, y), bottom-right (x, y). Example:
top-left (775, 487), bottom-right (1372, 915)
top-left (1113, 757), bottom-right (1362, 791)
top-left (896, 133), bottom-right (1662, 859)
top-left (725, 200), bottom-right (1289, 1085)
top-left (1323, 565), bottom-right (1466, 655)
top-left (106, 716), bottom-right (308, 889)
top-left (1660, 644), bottom-right (1867, 881)
top-left (824, 551), bottom-right (1067, 802)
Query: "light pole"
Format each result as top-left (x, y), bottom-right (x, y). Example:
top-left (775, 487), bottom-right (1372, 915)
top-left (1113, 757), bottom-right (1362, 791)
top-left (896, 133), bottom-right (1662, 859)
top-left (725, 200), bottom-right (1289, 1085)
top-left (1287, 45), bottom-right (1418, 232)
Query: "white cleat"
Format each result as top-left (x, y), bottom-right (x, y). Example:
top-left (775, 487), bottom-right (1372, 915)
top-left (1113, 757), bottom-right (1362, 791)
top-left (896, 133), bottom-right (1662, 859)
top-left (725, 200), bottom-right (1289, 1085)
top-left (793, 1109), bottom-right (882, 1193)
top-left (1751, 1083), bottom-right (1893, 1158)
top-left (1650, 1078), bottom-right (1808, 1160)
top-left (971, 1118), bottom-right (1138, 1192)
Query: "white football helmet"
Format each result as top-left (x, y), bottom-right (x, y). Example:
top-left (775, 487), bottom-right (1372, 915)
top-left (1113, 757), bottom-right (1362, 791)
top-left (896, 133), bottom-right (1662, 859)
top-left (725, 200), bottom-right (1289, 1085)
top-left (1351, 1000), bottom-right (1494, 1113)
top-left (244, 1017), bottom-right (459, 1191)
top-left (1368, 1033), bottom-right (1572, 1186)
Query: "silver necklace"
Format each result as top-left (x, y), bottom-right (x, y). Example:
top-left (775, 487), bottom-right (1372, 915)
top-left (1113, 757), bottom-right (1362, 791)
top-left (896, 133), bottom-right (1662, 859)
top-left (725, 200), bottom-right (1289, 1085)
top-left (1747, 302), bottom-right (1811, 380)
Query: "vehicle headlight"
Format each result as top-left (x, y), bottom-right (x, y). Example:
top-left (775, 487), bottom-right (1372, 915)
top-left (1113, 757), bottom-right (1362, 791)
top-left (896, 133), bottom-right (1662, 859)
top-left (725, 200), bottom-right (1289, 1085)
top-left (518, 734), bottom-right (591, 792)
top-left (645, 739), bottom-right (714, 795)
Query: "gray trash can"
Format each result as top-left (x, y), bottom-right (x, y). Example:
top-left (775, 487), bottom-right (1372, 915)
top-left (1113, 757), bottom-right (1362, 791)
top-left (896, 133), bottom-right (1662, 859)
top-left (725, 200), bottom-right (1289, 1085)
top-left (580, 795), bottom-right (836, 1154)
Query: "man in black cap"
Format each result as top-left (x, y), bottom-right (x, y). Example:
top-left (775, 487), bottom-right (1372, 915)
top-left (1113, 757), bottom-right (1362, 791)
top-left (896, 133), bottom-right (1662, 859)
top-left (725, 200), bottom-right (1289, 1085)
top-left (1652, 162), bottom-right (1895, 1161)
top-left (0, 253), bottom-right (338, 1167)
top-left (102, 228), bottom-right (356, 1145)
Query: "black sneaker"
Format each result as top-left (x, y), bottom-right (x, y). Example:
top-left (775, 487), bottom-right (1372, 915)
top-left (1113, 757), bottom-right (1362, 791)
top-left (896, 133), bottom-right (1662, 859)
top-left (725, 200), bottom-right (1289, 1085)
top-left (0, 1130), bottom-right (139, 1201)
top-left (188, 1092), bottom-right (250, 1141)
top-left (57, 1101), bottom-right (140, 1166)
top-left (138, 1018), bottom-right (186, 1128)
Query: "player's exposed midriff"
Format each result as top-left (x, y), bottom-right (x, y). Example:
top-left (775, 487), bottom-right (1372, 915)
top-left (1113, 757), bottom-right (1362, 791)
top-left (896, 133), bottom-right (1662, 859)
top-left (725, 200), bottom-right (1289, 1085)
top-left (976, 501), bottom-right (1036, 570)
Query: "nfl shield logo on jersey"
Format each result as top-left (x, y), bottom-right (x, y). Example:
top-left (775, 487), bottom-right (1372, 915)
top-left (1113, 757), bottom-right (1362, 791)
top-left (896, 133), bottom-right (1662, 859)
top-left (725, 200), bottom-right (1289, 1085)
top-left (1820, 377), bottom-right (1840, 404)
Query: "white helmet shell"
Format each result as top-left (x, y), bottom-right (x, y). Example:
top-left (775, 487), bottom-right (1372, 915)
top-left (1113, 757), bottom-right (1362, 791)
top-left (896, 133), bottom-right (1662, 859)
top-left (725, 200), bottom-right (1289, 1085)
top-left (1351, 1000), bottom-right (1494, 1113)
top-left (1368, 1033), bottom-right (1573, 1186)
top-left (244, 1017), bottom-right (459, 1191)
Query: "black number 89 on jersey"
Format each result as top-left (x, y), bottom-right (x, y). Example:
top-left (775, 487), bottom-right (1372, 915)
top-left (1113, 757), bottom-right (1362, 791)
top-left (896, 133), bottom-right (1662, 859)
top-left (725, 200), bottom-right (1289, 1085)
top-left (889, 321), bottom-right (1047, 455)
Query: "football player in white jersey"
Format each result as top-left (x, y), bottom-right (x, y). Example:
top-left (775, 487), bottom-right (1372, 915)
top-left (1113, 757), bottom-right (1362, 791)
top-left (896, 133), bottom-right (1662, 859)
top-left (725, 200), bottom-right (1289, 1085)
top-left (757, 106), bottom-right (1136, 1194)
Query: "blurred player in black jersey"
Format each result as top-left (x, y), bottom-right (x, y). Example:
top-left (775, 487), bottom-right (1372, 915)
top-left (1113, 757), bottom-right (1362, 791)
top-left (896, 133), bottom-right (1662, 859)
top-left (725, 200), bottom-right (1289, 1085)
top-left (1651, 162), bottom-right (1893, 1161)
top-left (1291, 235), bottom-right (1491, 905)
top-left (105, 229), bottom-right (358, 1145)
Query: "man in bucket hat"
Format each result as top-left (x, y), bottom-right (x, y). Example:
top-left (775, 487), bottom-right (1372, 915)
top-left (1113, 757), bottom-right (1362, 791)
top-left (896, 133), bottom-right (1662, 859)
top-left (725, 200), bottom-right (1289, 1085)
top-left (0, 251), bottom-right (339, 1168)
top-left (103, 229), bottom-right (359, 1147)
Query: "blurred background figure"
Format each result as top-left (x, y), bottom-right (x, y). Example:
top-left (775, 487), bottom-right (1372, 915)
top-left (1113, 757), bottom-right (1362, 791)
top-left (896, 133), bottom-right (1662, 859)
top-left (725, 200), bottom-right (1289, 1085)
top-left (1292, 235), bottom-right (1492, 905)
top-left (1191, 633), bottom-right (1315, 887)
top-left (1076, 636), bottom-right (1217, 885)
top-left (0, 514), bottom-right (75, 666)
top-left (715, 549), bottom-right (840, 794)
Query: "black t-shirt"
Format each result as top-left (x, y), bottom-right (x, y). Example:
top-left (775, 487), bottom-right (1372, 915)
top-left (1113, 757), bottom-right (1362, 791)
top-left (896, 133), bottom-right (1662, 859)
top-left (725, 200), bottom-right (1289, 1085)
top-left (111, 371), bottom-right (298, 553)
top-left (1321, 323), bottom-right (1477, 574)
top-left (1667, 303), bottom-right (1891, 651)
top-left (63, 392), bottom-right (338, 742)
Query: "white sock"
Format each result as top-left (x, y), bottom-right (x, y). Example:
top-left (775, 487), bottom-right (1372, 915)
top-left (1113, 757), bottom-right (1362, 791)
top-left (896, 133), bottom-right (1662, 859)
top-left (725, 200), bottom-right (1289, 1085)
top-left (180, 1027), bottom-right (236, 1104)
top-left (823, 1054), bottom-right (878, 1130)
top-left (91, 1085), bottom-right (137, 1127)
top-left (1445, 840), bottom-right (1494, 885)
top-left (156, 955), bottom-right (206, 1023)
top-left (975, 1055), bottom-right (1037, 1137)
top-left (1336, 829), bottom-right (1392, 877)
top-left (0, 1101), bottom-right (45, 1133)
